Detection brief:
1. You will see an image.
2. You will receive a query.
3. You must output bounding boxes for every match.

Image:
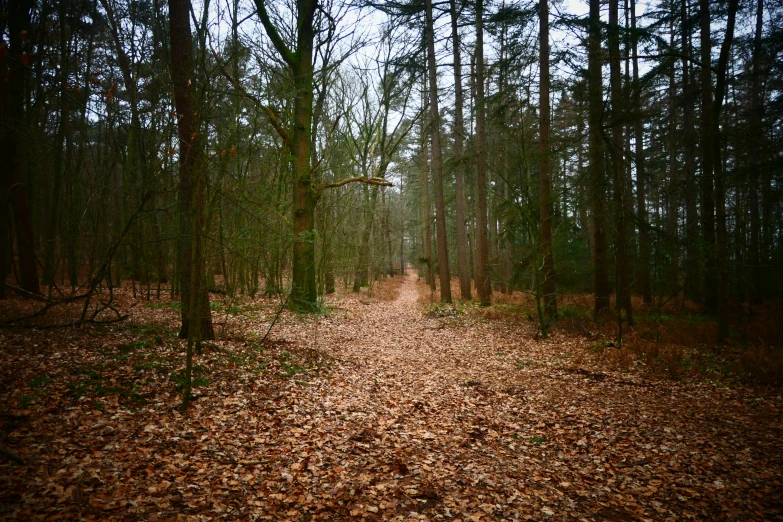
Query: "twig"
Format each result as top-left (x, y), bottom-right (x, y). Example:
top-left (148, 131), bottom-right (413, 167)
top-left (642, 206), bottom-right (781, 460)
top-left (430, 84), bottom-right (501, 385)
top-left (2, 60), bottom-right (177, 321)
top-left (4, 284), bottom-right (47, 301)
top-left (260, 293), bottom-right (291, 345)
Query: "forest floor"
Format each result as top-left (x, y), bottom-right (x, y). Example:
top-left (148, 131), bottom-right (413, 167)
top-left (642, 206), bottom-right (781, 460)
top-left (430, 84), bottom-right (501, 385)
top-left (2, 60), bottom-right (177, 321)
top-left (1, 272), bottom-right (782, 521)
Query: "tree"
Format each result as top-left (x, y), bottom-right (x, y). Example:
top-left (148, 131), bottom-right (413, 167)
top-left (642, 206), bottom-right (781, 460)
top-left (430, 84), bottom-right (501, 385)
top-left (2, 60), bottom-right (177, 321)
top-left (609, 0), bottom-right (632, 326)
top-left (0, 0), bottom-right (40, 296)
top-left (449, 0), bottom-right (471, 301)
top-left (169, 0), bottom-right (214, 343)
top-left (254, 0), bottom-right (319, 311)
top-left (538, 0), bottom-right (556, 319)
top-left (631, 0), bottom-right (652, 304)
top-left (424, 0), bottom-right (451, 303)
top-left (588, 0), bottom-right (611, 316)
top-left (474, 0), bottom-right (491, 306)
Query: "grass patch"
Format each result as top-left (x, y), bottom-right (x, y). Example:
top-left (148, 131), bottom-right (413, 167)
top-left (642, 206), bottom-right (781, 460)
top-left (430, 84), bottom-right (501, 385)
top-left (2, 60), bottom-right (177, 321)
top-left (170, 366), bottom-right (209, 392)
top-left (278, 351), bottom-right (306, 378)
top-left (28, 374), bottom-right (52, 389)
top-left (144, 301), bottom-right (181, 310)
top-left (515, 359), bottom-right (535, 368)
top-left (67, 368), bottom-right (144, 403)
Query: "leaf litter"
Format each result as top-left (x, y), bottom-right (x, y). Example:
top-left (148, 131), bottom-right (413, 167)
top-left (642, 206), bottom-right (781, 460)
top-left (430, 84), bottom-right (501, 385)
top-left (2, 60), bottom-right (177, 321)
top-left (1, 273), bottom-right (781, 520)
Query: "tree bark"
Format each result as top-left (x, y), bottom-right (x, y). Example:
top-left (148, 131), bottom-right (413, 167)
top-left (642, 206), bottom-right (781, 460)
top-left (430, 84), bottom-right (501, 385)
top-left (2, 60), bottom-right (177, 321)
top-left (681, 0), bottom-right (699, 303)
top-left (420, 70), bottom-right (435, 290)
top-left (538, 0), bottom-right (557, 318)
top-left (254, 0), bottom-right (318, 311)
top-left (424, 0), bottom-right (451, 303)
top-left (609, 0), bottom-right (633, 325)
top-left (169, 0), bottom-right (214, 340)
top-left (711, 0), bottom-right (739, 341)
top-left (698, 0), bottom-right (716, 312)
top-left (449, 0), bottom-right (471, 300)
top-left (474, 0), bottom-right (492, 306)
top-left (588, 0), bottom-right (610, 316)
top-left (631, 0), bottom-right (652, 304)
top-left (0, 0), bottom-right (39, 296)
top-left (748, 0), bottom-right (764, 303)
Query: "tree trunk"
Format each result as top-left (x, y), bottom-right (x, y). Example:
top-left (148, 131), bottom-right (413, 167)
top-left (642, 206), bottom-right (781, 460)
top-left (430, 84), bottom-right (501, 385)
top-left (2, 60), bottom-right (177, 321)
top-left (631, 0), bottom-right (651, 304)
top-left (711, 0), bottom-right (739, 341)
top-left (698, 0), bottom-right (716, 312)
top-left (474, 0), bottom-right (491, 306)
top-left (449, 0), bottom-right (471, 300)
top-left (353, 185), bottom-right (377, 291)
top-left (681, 0), bottom-right (699, 303)
top-left (424, 0), bottom-right (451, 303)
top-left (169, 0), bottom-right (214, 340)
top-left (748, 0), bottom-right (764, 303)
top-left (538, 0), bottom-right (557, 318)
top-left (588, 0), bottom-right (611, 316)
top-left (420, 70), bottom-right (435, 291)
top-left (609, 0), bottom-right (633, 326)
top-left (255, 0), bottom-right (318, 311)
top-left (0, 0), bottom-right (39, 295)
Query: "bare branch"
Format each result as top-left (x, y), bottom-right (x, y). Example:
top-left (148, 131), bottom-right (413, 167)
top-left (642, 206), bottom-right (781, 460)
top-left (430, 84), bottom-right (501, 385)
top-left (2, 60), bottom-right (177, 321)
top-left (320, 176), bottom-right (393, 194)
top-left (211, 49), bottom-right (291, 148)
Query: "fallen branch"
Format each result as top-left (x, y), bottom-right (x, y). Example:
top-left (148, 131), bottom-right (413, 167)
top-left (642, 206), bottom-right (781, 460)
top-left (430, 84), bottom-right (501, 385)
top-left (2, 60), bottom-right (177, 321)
top-left (0, 193), bottom-right (151, 328)
top-left (4, 284), bottom-right (47, 302)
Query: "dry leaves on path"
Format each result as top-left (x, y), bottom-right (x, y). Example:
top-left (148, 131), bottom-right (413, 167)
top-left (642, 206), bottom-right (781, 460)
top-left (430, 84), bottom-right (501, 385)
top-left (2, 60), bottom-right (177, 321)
top-left (1, 273), bottom-right (782, 520)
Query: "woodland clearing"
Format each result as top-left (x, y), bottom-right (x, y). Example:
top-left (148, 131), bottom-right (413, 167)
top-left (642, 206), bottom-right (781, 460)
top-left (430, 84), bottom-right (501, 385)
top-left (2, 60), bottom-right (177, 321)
top-left (0, 272), bottom-right (781, 521)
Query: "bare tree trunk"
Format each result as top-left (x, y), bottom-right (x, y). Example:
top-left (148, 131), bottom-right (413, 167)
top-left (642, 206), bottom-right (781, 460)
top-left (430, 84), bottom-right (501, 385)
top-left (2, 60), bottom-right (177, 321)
top-left (539, 0), bottom-right (557, 317)
top-left (169, 0), bottom-right (213, 340)
top-left (0, 0), bottom-right (39, 296)
top-left (666, 13), bottom-right (680, 298)
top-left (699, 0), bottom-right (716, 312)
top-left (424, 0), bottom-right (451, 303)
top-left (748, 0), bottom-right (764, 303)
top-left (712, 0), bottom-right (739, 341)
top-left (631, 0), bottom-right (651, 304)
top-left (353, 186), bottom-right (377, 291)
top-left (588, 0), bottom-right (610, 316)
top-left (420, 70), bottom-right (435, 290)
top-left (449, 0), bottom-right (471, 300)
top-left (474, 0), bottom-right (492, 306)
top-left (255, 0), bottom-right (318, 311)
top-left (681, 0), bottom-right (699, 303)
top-left (609, 0), bottom-right (633, 326)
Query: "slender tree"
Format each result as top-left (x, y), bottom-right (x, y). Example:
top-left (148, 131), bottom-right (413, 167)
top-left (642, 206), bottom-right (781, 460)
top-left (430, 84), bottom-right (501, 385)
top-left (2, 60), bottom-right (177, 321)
top-left (538, 0), bottom-right (556, 318)
top-left (609, 0), bottom-right (633, 325)
top-left (631, 0), bottom-right (652, 303)
top-left (475, 0), bottom-right (492, 306)
top-left (0, 0), bottom-right (40, 296)
top-left (169, 0), bottom-right (214, 340)
top-left (588, 0), bottom-right (611, 316)
top-left (450, 0), bottom-right (471, 300)
top-left (424, 0), bottom-right (452, 303)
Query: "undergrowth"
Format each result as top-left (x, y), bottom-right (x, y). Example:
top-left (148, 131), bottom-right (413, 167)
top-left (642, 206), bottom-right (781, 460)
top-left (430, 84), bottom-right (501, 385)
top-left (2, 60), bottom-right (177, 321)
top-left (443, 282), bottom-right (783, 387)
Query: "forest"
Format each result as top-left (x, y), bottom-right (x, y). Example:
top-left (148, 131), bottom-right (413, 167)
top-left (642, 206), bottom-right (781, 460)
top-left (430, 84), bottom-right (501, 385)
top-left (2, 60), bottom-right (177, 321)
top-left (1, 0), bottom-right (782, 519)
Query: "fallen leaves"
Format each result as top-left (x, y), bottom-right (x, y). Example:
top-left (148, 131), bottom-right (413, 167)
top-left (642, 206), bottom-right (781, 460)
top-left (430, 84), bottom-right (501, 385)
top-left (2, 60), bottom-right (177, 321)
top-left (0, 274), bottom-right (782, 520)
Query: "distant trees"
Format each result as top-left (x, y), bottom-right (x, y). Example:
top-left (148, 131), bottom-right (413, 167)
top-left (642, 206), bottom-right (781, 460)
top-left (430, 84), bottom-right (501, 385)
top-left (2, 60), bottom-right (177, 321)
top-left (0, 0), bottom-right (780, 346)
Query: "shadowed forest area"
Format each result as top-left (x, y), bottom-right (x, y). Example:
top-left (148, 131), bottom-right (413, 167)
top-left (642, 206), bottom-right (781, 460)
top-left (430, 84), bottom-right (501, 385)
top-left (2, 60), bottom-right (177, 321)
top-left (1, 0), bottom-right (782, 519)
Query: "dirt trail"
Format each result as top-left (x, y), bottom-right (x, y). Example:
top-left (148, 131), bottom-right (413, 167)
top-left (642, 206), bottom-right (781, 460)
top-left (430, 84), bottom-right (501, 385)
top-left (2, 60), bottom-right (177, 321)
top-left (1, 273), bottom-right (781, 521)
top-left (264, 272), bottom-right (783, 521)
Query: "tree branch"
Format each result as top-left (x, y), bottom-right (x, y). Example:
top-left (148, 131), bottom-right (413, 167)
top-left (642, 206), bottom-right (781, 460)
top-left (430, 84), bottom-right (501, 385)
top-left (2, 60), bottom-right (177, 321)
top-left (211, 49), bottom-right (291, 148)
top-left (254, 0), bottom-right (297, 67)
top-left (319, 176), bottom-right (393, 194)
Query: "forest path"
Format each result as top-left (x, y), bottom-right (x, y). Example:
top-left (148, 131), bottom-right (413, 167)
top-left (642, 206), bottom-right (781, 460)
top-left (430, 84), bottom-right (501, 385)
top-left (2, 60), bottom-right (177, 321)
top-left (1, 273), bottom-right (781, 521)
top-left (262, 272), bottom-right (782, 520)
